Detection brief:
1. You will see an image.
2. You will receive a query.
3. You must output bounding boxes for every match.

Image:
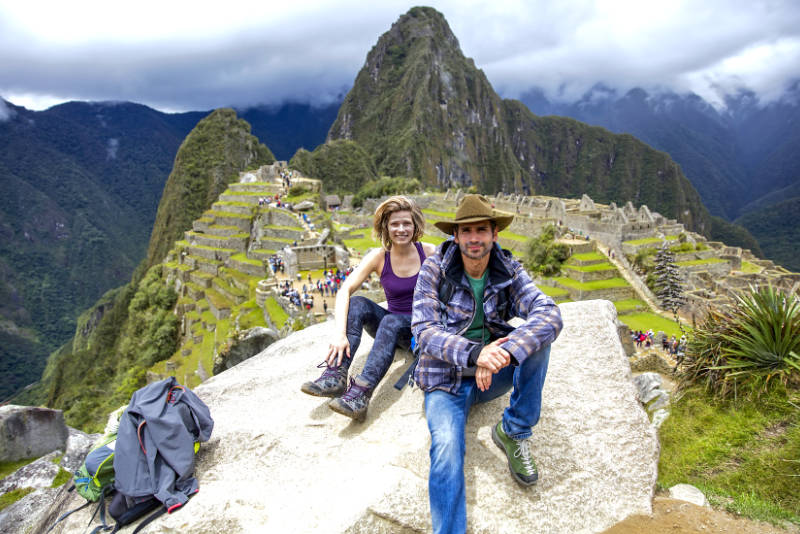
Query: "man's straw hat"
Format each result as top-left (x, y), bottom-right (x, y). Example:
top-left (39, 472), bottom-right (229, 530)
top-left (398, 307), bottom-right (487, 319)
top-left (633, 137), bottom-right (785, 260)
top-left (434, 194), bottom-right (514, 235)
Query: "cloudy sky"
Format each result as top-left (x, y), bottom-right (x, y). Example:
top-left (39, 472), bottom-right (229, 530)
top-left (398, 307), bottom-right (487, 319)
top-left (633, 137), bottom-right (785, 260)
top-left (1, 0), bottom-right (799, 112)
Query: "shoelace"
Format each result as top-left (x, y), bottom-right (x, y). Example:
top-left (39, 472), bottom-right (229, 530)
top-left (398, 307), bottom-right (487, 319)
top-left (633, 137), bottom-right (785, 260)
top-left (340, 378), bottom-right (369, 402)
top-left (513, 438), bottom-right (535, 475)
top-left (316, 361), bottom-right (341, 380)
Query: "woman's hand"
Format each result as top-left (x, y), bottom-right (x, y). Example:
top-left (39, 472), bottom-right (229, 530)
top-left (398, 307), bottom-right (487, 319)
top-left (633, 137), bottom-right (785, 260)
top-left (325, 334), bottom-right (351, 367)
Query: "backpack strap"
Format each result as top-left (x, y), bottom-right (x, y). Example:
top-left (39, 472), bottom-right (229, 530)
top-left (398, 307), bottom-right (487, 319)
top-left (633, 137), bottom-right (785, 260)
top-left (45, 500), bottom-right (92, 533)
top-left (129, 507), bottom-right (167, 534)
top-left (86, 485), bottom-right (114, 533)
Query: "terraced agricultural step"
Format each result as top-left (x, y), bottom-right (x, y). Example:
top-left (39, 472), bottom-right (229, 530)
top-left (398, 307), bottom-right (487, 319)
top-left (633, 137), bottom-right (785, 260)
top-left (205, 288), bottom-right (232, 320)
top-left (202, 211), bottom-right (252, 231)
top-left (621, 236), bottom-right (679, 255)
top-left (248, 249), bottom-right (278, 261)
top-left (613, 299), bottom-right (648, 315)
top-left (211, 201), bottom-right (255, 216)
top-left (219, 192), bottom-right (262, 205)
top-left (185, 231), bottom-right (248, 252)
top-left (203, 224), bottom-right (242, 237)
top-left (228, 182), bottom-right (282, 194)
top-left (256, 237), bottom-right (296, 251)
top-left (184, 282), bottom-right (206, 300)
top-left (562, 263), bottom-right (619, 282)
top-left (219, 267), bottom-right (258, 293)
top-left (184, 255), bottom-right (222, 275)
top-left (212, 276), bottom-right (248, 305)
top-left (163, 262), bottom-right (192, 282)
top-left (181, 242), bottom-right (237, 262)
top-left (228, 254), bottom-right (267, 277)
top-left (552, 277), bottom-right (636, 301)
top-left (189, 270), bottom-right (214, 288)
top-left (566, 252), bottom-right (608, 266)
top-left (538, 283), bottom-right (571, 303)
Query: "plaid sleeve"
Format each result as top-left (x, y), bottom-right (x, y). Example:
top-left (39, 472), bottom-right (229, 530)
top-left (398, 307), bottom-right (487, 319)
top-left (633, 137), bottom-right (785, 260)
top-left (500, 261), bottom-right (563, 365)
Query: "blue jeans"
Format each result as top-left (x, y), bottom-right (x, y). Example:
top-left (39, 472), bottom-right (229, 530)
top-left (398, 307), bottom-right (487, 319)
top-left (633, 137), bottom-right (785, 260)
top-left (343, 296), bottom-right (412, 388)
top-left (424, 345), bottom-right (551, 534)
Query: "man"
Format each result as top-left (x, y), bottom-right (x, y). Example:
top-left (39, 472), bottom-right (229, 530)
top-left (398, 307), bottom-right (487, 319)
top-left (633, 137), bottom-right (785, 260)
top-left (411, 195), bottom-right (563, 534)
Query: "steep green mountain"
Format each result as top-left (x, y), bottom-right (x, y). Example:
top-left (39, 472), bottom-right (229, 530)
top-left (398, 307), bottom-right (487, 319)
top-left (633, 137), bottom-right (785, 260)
top-left (0, 100), bottom-right (201, 400)
top-left (519, 86), bottom-right (799, 266)
top-left (18, 109), bottom-right (274, 429)
top-left (736, 198), bottom-right (800, 272)
top-left (328, 7), bottom-right (714, 235)
top-left (289, 139), bottom-right (377, 192)
top-left (0, 96), bottom-right (335, 400)
top-left (146, 108), bottom-right (274, 267)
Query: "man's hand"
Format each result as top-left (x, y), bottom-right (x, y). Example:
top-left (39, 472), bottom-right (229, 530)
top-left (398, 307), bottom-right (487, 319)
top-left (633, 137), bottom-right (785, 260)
top-left (325, 334), bottom-right (350, 366)
top-left (476, 366), bottom-right (493, 391)
top-left (475, 337), bottom-right (511, 373)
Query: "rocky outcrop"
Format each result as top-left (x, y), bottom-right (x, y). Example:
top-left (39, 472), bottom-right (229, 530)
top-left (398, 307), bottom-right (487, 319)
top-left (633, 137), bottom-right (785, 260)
top-left (0, 406), bottom-right (68, 462)
top-left (41, 300), bottom-right (658, 533)
top-left (212, 326), bottom-right (279, 374)
top-left (0, 428), bottom-right (96, 534)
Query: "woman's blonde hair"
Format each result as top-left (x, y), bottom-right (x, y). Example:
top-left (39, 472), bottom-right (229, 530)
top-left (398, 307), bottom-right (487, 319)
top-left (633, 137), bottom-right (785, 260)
top-left (372, 196), bottom-right (425, 250)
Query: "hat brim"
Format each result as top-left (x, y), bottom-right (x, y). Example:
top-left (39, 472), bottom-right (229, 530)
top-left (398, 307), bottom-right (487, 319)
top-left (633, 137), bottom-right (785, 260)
top-left (434, 214), bottom-right (514, 235)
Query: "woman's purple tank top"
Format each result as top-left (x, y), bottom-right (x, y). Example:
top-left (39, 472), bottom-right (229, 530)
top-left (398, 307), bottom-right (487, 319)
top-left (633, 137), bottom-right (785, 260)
top-left (381, 242), bottom-right (426, 315)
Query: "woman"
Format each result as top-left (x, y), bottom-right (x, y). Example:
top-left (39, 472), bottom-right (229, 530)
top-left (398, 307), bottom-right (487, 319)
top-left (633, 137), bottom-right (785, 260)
top-left (300, 196), bottom-right (436, 421)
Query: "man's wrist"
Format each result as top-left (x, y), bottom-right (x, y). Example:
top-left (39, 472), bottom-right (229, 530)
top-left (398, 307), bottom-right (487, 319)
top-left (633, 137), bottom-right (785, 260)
top-left (467, 344), bottom-right (482, 367)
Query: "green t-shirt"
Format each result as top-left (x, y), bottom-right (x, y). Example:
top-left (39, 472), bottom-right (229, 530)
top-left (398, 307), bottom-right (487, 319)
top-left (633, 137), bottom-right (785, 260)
top-left (464, 270), bottom-right (491, 345)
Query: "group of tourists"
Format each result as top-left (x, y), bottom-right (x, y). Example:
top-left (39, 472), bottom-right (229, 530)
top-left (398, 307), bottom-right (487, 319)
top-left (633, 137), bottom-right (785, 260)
top-left (268, 254), bottom-right (284, 274)
top-left (632, 329), bottom-right (687, 356)
top-left (280, 169), bottom-right (294, 189)
top-left (298, 194), bottom-right (563, 534)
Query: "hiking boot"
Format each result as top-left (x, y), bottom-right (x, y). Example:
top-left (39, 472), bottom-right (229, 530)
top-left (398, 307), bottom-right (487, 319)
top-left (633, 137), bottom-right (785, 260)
top-left (328, 378), bottom-right (372, 422)
top-left (300, 362), bottom-right (347, 397)
top-left (491, 421), bottom-right (539, 486)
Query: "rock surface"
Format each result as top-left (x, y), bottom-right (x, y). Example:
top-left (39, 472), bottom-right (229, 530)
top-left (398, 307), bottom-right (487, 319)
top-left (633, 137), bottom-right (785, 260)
top-left (212, 326), bottom-right (278, 374)
top-left (41, 300), bottom-right (659, 534)
top-left (0, 405), bottom-right (68, 462)
top-left (0, 451), bottom-right (62, 494)
top-left (668, 484), bottom-right (710, 507)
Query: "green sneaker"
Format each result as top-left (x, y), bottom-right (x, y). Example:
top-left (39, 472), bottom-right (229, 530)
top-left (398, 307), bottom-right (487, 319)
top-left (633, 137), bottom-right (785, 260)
top-left (491, 421), bottom-right (539, 486)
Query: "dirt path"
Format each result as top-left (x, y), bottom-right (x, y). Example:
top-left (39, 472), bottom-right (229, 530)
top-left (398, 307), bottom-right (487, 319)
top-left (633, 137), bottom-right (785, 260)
top-left (603, 496), bottom-right (799, 534)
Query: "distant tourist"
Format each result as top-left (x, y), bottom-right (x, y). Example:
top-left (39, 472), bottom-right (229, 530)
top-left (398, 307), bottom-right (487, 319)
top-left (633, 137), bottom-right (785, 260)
top-left (300, 196), bottom-right (436, 421)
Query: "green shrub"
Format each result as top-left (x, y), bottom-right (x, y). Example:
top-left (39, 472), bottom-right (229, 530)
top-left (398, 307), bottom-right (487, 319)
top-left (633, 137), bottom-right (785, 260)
top-left (680, 286), bottom-right (800, 398)
top-left (633, 247), bottom-right (657, 271)
top-left (289, 184), bottom-right (310, 197)
top-left (670, 241), bottom-right (695, 253)
top-left (523, 225), bottom-right (569, 276)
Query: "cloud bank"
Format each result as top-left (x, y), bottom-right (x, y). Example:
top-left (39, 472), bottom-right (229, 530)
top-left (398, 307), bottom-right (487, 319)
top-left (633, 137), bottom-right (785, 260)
top-left (1, 0), bottom-right (799, 111)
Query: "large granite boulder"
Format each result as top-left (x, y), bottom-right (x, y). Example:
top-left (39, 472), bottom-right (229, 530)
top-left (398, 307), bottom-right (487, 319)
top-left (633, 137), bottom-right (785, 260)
top-left (40, 300), bottom-right (659, 533)
top-left (0, 406), bottom-right (68, 462)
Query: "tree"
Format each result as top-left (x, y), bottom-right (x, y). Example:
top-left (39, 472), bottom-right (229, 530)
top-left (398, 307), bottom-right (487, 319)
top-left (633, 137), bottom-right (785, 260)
top-left (523, 225), bottom-right (569, 277)
top-left (653, 244), bottom-right (687, 334)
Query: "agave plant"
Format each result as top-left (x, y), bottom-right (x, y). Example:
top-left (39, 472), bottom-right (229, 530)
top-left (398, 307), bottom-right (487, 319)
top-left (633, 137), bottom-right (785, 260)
top-left (680, 285), bottom-right (800, 397)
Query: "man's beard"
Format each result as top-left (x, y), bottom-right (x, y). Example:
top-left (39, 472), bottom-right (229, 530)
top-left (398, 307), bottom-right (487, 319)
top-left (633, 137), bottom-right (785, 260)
top-left (458, 241), bottom-right (491, 260)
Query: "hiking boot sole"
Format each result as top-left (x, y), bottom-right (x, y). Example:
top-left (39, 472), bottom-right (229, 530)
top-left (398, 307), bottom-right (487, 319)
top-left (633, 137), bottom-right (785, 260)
top-left (328, 399), bottom-right (367, 422)
top-left (491, 423), bottom-right (538, 487)
top-left (300, 382), bottom-right (344, 398)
